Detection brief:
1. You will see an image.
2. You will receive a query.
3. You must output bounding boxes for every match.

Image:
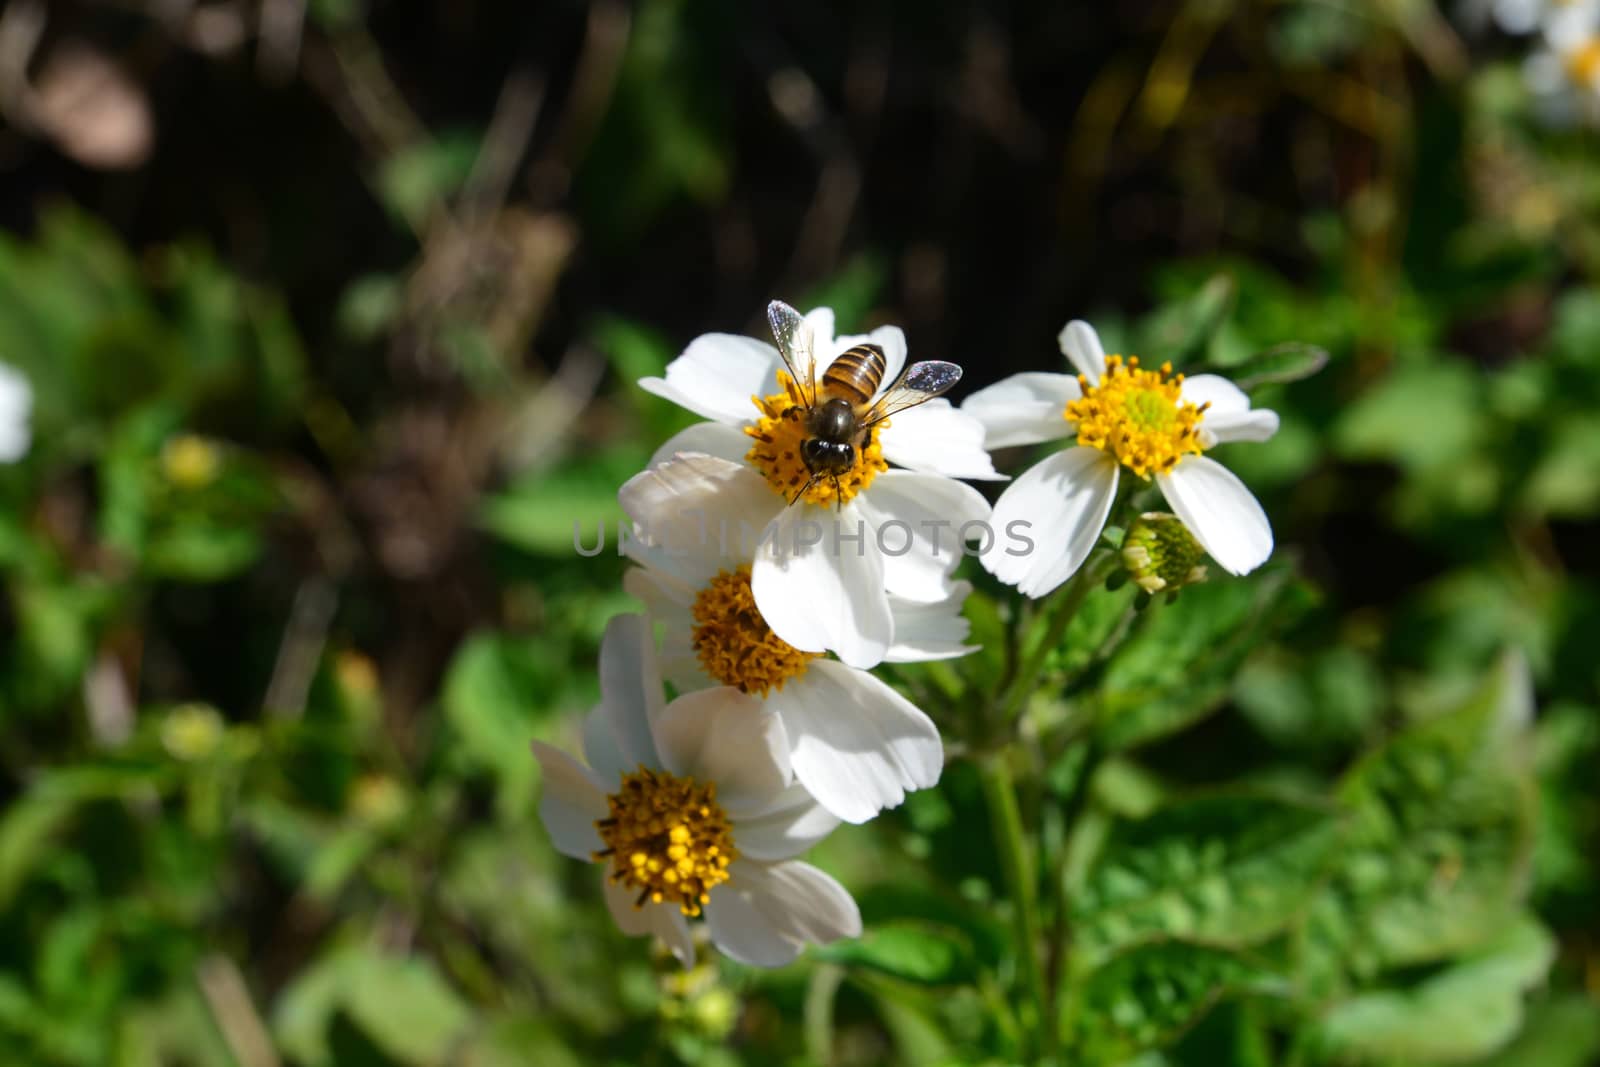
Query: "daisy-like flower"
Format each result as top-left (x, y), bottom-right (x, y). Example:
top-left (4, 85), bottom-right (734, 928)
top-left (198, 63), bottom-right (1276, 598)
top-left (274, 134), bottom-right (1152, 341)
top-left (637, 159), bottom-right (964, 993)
top-left (962, 320), bottom-right (1279, 598)
top-left (639, 304), bottom-right (997, 668)
top-left (1475, 0), bottom-right (1596, 35)
top-left (1525, 4), bottom-right (1600, 125)
top-left (0, 363), bottom-right (33, 462)
top-left (533, 613), bottom-right (860, 968)
top-left (619, 453), bottom-right (971, 824)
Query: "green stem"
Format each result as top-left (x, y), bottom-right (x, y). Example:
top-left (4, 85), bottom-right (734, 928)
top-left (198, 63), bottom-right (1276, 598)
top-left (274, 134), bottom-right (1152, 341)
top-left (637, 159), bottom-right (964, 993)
top-left (994, 554), bottom-right (1109, 728)
top-left (979, 753), bottom-right (1059, 1064)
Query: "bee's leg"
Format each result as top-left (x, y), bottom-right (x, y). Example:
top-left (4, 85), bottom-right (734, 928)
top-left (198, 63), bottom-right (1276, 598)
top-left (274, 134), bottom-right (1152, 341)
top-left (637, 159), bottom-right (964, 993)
top-left (788, 473), bottom-right (820, 507)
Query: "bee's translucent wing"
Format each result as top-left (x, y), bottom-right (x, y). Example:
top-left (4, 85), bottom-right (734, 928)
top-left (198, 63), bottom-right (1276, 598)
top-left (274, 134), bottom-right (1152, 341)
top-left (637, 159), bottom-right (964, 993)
top-left (864, 360), bottom-right (962, 425)
top-left (767, 300), bottom-right (819, 407)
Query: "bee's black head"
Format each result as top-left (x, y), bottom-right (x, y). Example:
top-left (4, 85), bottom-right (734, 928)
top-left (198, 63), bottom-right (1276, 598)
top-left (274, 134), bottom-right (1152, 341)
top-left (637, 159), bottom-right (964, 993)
top-left (802, 437), bottom-right (856, 475)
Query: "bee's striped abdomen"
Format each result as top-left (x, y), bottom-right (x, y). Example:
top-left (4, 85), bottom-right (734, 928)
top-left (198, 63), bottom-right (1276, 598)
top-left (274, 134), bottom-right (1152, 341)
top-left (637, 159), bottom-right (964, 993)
top-left (821, 343), bottom-right (886, 407)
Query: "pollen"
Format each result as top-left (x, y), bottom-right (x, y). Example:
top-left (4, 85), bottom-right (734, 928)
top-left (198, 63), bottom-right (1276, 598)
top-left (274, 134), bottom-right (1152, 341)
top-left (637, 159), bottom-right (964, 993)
top-left (1064, 355), bottom-right (1209, 478)
top-left (691, 566), bottom-right (820, 696)
top-left (594, 765), bottom-right (737, 917)
top-left (744, 371), bottom-right (889, 507)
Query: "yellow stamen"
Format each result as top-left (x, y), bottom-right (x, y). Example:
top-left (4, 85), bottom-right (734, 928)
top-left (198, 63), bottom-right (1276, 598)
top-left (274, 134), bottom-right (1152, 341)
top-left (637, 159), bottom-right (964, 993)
top-left (1063, 355), bottom-right (1208, 479)
top-left (594, 766), bottom-right (737, 917)
top-left (744, 371), bottom-right (888, 506)
top-left (691, 566), bottom-right (820, 696)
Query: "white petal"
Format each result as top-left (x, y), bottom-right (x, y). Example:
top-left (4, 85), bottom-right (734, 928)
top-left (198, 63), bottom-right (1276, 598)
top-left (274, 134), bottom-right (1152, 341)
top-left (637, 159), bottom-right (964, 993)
top-left (1157, 455), bottom-right (1274, 576)
top-left (703, 877), bottom-right (803, 968)
top-left (751, 501), bottom-right (892, 669)
top-left (652, 688), bottom-right (792, 814)
top-left (1179, 373), bottom-right (1250, 417)
top-left (1201, 408), bottom-right (1280, 447)
top-left (581, 614), bottom-right (663, 778)
top-left (980, 447), bottom-right (1118, 598)
top-left (732, 781), bottom-right (841, 861)
top-left (648, 421), bottom-right (753, 468)
top-left (886, 583), bottom-right (975, 663)
top-left (618, 453), bottom-right (774, 586)
top-left (639, 333), bottom-right (783, 425)
top-left (706, 860), bottom-right (861, 968)
top-left (0, 364), bottom-right (32, 462)
top-left (878, 400), bottom-right (1005, 479)
top-left (857, 470), bottom-right (991, 603)
top-left (960, 372), bottom-right (1080, 448)
top-left (857, 326), bottom-right (908, 396)
top-left (1058, 320), bottom-right (1108, 383)
top-left (621, 569), bottom-right (705, 692)
top-left (603, 875), bottom-right (695, 966)
top-left (773, 660), bottom-right (942, 823)
top-left (531, 742), bottom-right (608, 859)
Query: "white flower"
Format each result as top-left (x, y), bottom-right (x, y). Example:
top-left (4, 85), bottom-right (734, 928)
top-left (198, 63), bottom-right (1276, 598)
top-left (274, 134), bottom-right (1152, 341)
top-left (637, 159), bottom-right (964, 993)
top-left (618, 453), bottom-right (969, 824)
top-left (1524, 9), bottom-right (1600, 125)
top-left (963, 320), bottom-right (1279, 598)
top-left (533, 613), bottom-right (860, 968)
top-left (638, 305), bottom-right (997, 668)
top-left (0, 363), bottom-right (33, 462)
top-left (1460, 0), bottom-right (1597, 35)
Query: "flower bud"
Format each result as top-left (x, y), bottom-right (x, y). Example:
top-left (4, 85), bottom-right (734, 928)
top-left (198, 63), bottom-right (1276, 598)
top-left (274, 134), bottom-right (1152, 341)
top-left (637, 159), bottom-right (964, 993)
top-left (162, 434), bottom-right (221, 490)
top-left (1121, 512), bottom-right (1208, 595)
top-left (161, 702), bottom-right (224, 760)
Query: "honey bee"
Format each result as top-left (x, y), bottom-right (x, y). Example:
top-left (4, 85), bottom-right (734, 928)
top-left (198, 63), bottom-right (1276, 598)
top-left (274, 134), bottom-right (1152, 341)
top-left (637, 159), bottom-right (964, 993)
top-left (767, 300), bottom-right (963, 505)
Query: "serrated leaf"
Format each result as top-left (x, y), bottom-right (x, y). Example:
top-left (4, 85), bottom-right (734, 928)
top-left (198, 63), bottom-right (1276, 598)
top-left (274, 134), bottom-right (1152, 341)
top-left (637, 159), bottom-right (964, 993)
top-left (814, 924), bottom-right (977, 985)
top-left (1094, 569), bottom-right (1314, 750)
top-left (1313, 914), bottom-right (1555, 1063)
top-left (1227, 343), bottom-right (1330, 391)
top-left (1297, 655), bottom-right (1537, 994)
top-left (1073, 792), bottom-right (1342, 966)
top-left (1063, 941), bottom-right (1283, 1063)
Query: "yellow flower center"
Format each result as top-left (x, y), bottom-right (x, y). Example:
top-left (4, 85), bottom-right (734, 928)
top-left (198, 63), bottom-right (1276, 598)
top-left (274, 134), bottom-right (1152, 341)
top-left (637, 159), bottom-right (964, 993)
top-left (1566, 38), bottom-right (1600, 87)
top-left (691, 566), bottom-right (820, 696)
top-left (744, 371), bottom-right (889, 507)
top-left (595, 766), bottom-right (736, 917)
top-left (1063, 355), bottom-right (1208, 479)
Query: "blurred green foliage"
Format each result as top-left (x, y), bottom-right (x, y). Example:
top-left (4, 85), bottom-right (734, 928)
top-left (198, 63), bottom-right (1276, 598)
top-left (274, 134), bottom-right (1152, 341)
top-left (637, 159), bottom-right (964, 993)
top-left (0, 0), bottom-right (1598, 1064)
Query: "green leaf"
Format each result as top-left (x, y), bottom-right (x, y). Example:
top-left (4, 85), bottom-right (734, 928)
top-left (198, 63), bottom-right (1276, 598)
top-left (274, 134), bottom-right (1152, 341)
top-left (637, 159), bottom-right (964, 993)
top-left (1334, 361), bottom-right (1485, 471)
top-left (479, 456), bottom-right (635, 557)
top-left (442, 632), bottom-right (558, 818)
top-left (1062, 942), bottom-right (1283, 1063)
top-left (1312, 915), bottom-right (1555, 1063)
top-left (1073, 792), bottom-right (1343, 966)
top-left (1473, 993), bottom-right (1600, 1067)
top-left (377, 130), bottom-right (483, 229)
top-left (1094, 569), bottom-right (1314, 750)
top-left (1140, 274), bottom-right (1237, 366)
top-left (814, 924), bottom-right (978, 985)
top-left (1226, 343), bottom-right (1330, 391)
top-left (273, 941), bottom-right (472, 1067)
top-left (1297, 655), bottom-right (1537, 994)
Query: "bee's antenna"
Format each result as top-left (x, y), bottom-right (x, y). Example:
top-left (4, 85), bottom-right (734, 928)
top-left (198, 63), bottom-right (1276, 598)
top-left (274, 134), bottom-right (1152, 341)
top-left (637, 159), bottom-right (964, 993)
top-left (831, 474), bottom-right (845, 513)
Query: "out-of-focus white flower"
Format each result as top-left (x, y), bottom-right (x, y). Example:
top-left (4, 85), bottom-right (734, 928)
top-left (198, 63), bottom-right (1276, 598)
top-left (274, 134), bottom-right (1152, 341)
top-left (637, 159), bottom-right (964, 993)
top-left (638, 304), bottom-right (996, 668)
top-left (1462, 0), bottom-right (1598, 35)
top-left (533, 614), bottom-right (859, 968)
top-left (963, 320), bottom-right (1279, 598)
top-left (1525, 6), bottom-right (1600, 124)
top-left (0, 363), bottom-right (33, 462)
top-left (618, 453), bottom-right (967, 824)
